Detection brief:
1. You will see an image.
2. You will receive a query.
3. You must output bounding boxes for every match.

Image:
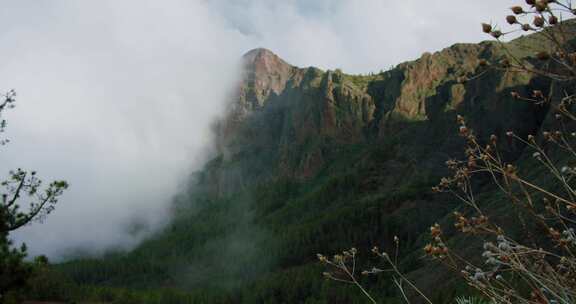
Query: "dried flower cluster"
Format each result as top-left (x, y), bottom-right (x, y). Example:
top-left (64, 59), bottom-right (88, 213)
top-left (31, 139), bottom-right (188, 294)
top-left (430, 106), bottom-right (576, 302)
top-left (318, 237), bottom-right (434, 304)
top-left (479, 0), bottom-right (576, 82)
top-left (317, 248), bottom-right (379, 304)
top-left (318, 1), bottom-right (576, 303)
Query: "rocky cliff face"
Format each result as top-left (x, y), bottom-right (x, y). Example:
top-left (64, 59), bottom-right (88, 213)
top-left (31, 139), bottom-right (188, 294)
top-left (239, 48), bottom-right (296, 111)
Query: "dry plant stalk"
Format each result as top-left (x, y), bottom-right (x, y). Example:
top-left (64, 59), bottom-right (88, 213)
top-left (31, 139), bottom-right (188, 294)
top-left (319, 1), bottom-right (576, 303)
top-left (317, 238), bottom-right (434, 304)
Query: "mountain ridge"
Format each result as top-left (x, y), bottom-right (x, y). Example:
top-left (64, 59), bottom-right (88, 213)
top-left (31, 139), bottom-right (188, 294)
top-left (209, 34), bottom-right (550, 193)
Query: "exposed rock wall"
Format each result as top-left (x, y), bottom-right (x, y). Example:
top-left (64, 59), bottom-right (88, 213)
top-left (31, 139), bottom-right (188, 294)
top-left (205, 33), bottom-right (564, 195)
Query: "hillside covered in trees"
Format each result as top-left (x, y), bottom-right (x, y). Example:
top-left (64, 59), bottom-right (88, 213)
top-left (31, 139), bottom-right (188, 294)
top-left (4, 3), bottom-right (576, 303)
top-left (21, 19), bottom-right (570, 303)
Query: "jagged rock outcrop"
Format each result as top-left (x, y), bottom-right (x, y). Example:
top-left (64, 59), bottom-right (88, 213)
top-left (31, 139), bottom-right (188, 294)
top-left (239, 48), bottom-right (296, 112)
top-left (205, 30), bottom-right (563, 196)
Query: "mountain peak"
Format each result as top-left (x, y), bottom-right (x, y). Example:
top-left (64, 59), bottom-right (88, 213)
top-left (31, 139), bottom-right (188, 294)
top-left (236, 48), bottom-right (295, 112)
top-left (243, 47), bottom-right (280, 60)
top-left (243, 47), bottom-right (276, 58)
top-left (242, 48), bottom-right (292, 70)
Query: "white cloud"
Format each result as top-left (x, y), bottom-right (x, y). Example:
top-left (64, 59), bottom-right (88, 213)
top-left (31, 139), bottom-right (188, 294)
top-left (209, 0), bottom-right (521, 73)
top-left (0, 0), bottom-right (248, 258)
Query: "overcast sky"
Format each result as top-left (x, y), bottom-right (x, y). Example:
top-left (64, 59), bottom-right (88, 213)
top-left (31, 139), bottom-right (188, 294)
top-left (0, 0), bottom-right (521, 258)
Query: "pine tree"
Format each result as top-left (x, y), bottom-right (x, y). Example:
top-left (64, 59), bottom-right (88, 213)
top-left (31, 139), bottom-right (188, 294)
top-left (0, 90), bottom-right (68, 301)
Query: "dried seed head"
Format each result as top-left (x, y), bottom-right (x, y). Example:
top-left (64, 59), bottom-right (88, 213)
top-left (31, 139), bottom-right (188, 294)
top-left (482, 23), bottom-right (493, 33)
top-left (478, 215), bottom-right (488, 224)
top-left (506, 15), bottom-right (518, 25)
top-left (522, 23), bottom-right (531, 31)
top-left (549, 15), bottom-right (559, 25)
top-left (533, 90), bottom-right (544, 98)
top-left (535, 1), bottom-right (547, 12)
top-left (505, 164), bottom-right (517, 175)
top-left (457, 114), bottom-right (465, 125)
top-left (467, 156), bottom-right (476, 168)
top-left (490, 134), bottom-right (498, 144)
top-left (491, 30), bottom-right (503, 39)
top-left (424, 244), bottom-right (432, 254)
top-left (550, 228), bottom-right (561, 239)
top-left (333, 254), bottom-right (343, 263)
top-left (511, 6), bottom-right (524, 14)
top-left (430, 223), bottom-right (442, 237)
top-left (534, 16), bottom-right (545, 27)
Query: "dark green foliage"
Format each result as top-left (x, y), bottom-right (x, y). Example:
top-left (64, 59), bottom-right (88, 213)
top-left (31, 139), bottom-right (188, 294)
top-left (0, 237), bottom-right (31, 302)
top-left (50, 134), bottom-right (457, 303)
top-left (0, 91), bottom-right (68, 302)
